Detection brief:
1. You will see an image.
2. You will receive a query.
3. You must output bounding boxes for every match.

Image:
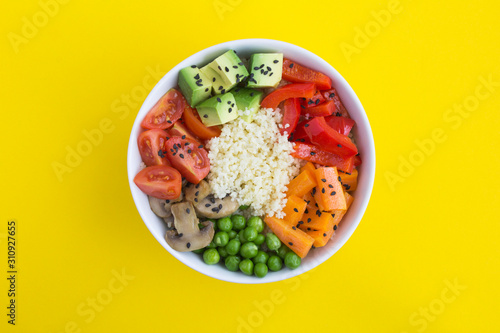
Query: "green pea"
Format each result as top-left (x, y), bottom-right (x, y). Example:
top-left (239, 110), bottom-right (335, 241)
top-left (225, 255), bottom-right (241, 272)
top-left (277, 243), bottom-right (290, 259)
top-left (247, 216), bottom-right (264, 233)
top-left (231, 215), bottom-right (246, 231)
top-left (239, 205), bottom-right (250, 210)
top-left (240, 242), bottom-right (258, 259)
top-left (227, 230), bottom-right (238, 240)
top-left (238, 229), bottom-right (247, 243)
top-left (213, 231), bottom-right (229, 247)
top-left (243, 226), bottom-right (258, 242)
top-left (217, 217), bottom-right (233, 232)
top-left (266, 233), bottom-right (281, 251)
top-left (254, 262), bottom-right (268, 278)
top-left (192, 248), bottom-right (204, 254)
top-left (203, 249), bottom-right (220, 265)
top-left (239, 259), bottom-right (254, 275)
top-left (206, 240), bottom-right (217, 249)
top-left (225, 239), bottom-right (241, 256)
top-left (267, 255), bottom-right (283, 271)
top-left (218, 246), bottom-right (228, 258)
top-left (253, 251), bottom-right (269, 264)
top-left (284, 252), bottom-right (301, 269)
top-left (254, 234), bottom-right (265, 246)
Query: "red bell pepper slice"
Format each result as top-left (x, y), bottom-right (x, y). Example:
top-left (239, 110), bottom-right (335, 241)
top-left (321, 88), bottom-right (350, 118)
top-left (282, 59), bottom-right (332, 90)
top-left (354, 155), bottom-right (362, 167)
top-left (300, 90), bottom-right (326, 109)
top-left (324, 115), bottom-right (355, 136)
top-left (301, 100), bottom-right (335, 117)
top-left (261, 83), bottom-right (316, 110)
top-left (304, 117), bottom-right (358, 157)
top-left (280, 98), bottom-right (301, 137)
top-left (290, 120), bottom-right (309, 142)
top-left (291, 142), bottom-right (355, 173)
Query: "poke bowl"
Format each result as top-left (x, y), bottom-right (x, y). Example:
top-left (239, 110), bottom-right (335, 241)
top-left (127, 39), bottom-right (375, 284)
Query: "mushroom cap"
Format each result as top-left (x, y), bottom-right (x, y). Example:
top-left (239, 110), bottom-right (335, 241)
top-left (195, 195), bottom-right (239, 219)
top-left (184, 180), bottom-right (211, 206)
top-left (148, 192), bottom-right (183, 218)
top-left (165, 202), bottom-right (214, 252)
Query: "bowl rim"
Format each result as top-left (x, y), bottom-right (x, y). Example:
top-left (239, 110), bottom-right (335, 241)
top-left (127, 38), bottom-right (376, 284)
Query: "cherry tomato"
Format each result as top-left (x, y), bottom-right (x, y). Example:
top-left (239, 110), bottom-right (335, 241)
top-left (165, 137), bottom-right (210, 184)
top-left (133, 165), bottom-right (182, 199)
top-left (141, 89), bottom-right (185, 129)
top-left (137, 129), bottom-right (171, 167)
top-left (182, 104), bottom-right (221, 140)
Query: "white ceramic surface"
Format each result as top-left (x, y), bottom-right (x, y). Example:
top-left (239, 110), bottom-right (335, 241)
top-left (127, 39), bottom-right (375, 284)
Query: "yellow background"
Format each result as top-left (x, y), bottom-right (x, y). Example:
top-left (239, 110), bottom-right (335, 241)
top-left (1, 0), bottom-right (499, 332)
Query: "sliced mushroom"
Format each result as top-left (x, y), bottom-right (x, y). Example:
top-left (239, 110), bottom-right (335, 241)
top-left (163, 215), bottom-right (175, 230)
top-left (195, 195), bottom-right (239, 219)
top-left (184, 180), bottom-right (211, 205)
top-left (165, 202), bottom-right (214, 252)
top-left (148, 192), bottom-right (183, 218)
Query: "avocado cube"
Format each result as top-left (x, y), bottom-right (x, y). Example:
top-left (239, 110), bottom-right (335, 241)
top-left (178, 66), bottom-right (212, 107)
top-left (200, 65), bottom-right (232, 96)
top-left (247, 53), bottom-right (283, 88)
top-left (196, 92), bottom-right (238, 127)
top-left (207, 50), bottom-right (249, 90)
top-left (232, 88), bottom-right (263, 123)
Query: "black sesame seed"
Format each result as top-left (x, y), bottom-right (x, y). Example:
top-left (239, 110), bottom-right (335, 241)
top-left (228, 108), bottom-right (232, 113)
top-left (266, 66), bottom-right (272, 71)
top-left (253, 66), bottom-right (259, 70)
top-left (186, 242), bottom-right (191, 248)
top-left (179, 154), bottom-right (184, 159)
top-left (212, 207), bottom-right (218, 212)
top-left (259, 64), bottom-right (264, 69)
top-left (329, 184), bottom-right (334, 188)
top-left (310, 152), bottom-right (316, 156)
top-left (225, 66), bottom-right (229, 72)
top-left (181, 135), bottom-right (186, 139)
top-left (331, 213), bottom-right (335, 218)
top-left (322, 188), bottom-right (325, 194)
top-left (203, 114), bottom-right (208, 118)
top-left (198, 145), bottom-right (204, 149)
top-left (299, 221), bottom-right (304, 224)
top-left (307, 218), bottom-right (311, 222)
top-left (308, 100), bottom-right (314, 105)
top-left (210, 198), bottom-right (215, 203)
top-left (344, 184), bottom-right (351, 190)
top-left (338, 176), bottom-right (342, 182)
top-left (238, 62), bottom-right (244, 66)
top-left (250, 92), bottom-right (254, 97)
top-left (191, 65), bottom-right (196, 68)
top-left (337, 144), bottom-right (342, 148)
top-left (323, 233), bottom-right (327, 237)
top-left (321, 178), bottom-right (326, 182)
top-left (205, 203), bottom-right (211, 207)
top-left (312, 188), bottom-right (316, 195)
top-left (233, 65), bottom-right (238, 69)
top-left (178, 233), bottom-right (183, 237)
top-left (218, 65), bottom-right (221, 71)
top-left (188, 149), bottom-right (192, 154)
top-left (288, 242), bottom-right (293, 246)
top-left (329, 93), bottom-right (335, 98)
top-left (292, 226), bottom-right (296, 230)
top-left (227, 101), bottom-right (231, 105)
top-left (307, 228), bottom-right (311, 231)
top-left (218, 204), bottom-right (222, 209)
top-left (293, 208), bottom-right (299, 212)
top-left (312, 245), bottom-right (316, 249)
top-left (301, 105), bottom-right (305, 109)
top-left (205, 88), bottom-right (209, 92)
top-left (194, 198), bottom-right (198, 202)
top-left (336, 112), bottom-right (341, 116)
top-left (217, 97), bottom-right (221, 103)
top-left (218, 86), bottom-right (223, 90)
top-left (304, 124), bottom-right (309, 127)
top-left (167, 120), bottom-right (172, 124)
top-left (194, 74), bottom-right (200, 80)
top-left (195, 191), bottom-right (199, 196)
top-left (195, 184), bottom-right (200, 189)
top-left (334, 225), bottom-right (337, 230)
top-left (315, 99), bottom-right (320, 105)
top-left (166, 200), bottom-right (170, 204)
top-left (221, 89), bottom-right (226, 94)
top-left (305, 209), bottom-right (309, 214)
top-left (289, 63), bottom-right (294, 68)
top-left (269, 72), bottom-right (274, 77)
top-left (273, 59), bottom-right (279, 63)
top-left (212, 77), bottom-right (216, 82)
top-left (186, 208), bottom-right (190, 214)
top-left (263, 71), bottom-right (268, 75)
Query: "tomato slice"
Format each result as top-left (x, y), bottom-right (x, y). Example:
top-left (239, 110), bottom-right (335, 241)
top-left (304, 117), bottom-right (358, 157)
top-left (291, 142), bottom-right (355, 173)
top-left (168, 120), bottom-right (200, 145)
top-left (321, 88), bottom-right (350, 118)
top-left (282, 59), bottom-right (332, 90)
top-left (301, 100), bottom-right (335, 117)
top-left (261, 83), bottom-right (316, 110)
top-left (137, 129), bottom-right (171, 167)
top-left (324, 116), bottom-right (355, 136)
top-left (280, 98), bottom-right (300, 138)
top-left (141, 89), bottom-right (185, 129)
top-left (165, 137), bottom-right (210, 184)
top-left (182, 104), bottom-right (221, 140)
top-left (133, 165), bottom-right (182, 199)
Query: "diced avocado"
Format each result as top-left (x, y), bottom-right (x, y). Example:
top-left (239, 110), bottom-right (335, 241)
top-left (200, 65), bottom-right (233, 95)
top-left (247, 53), bottom-right (283, 88)
top-left (232, 88), bottom-right (263, 122)
top-left (196, 92), bottom-right (238, 127)
top-left (207, 50), bottom-right (249, 91)
top-left (178, 66), bottom-right (212, 107)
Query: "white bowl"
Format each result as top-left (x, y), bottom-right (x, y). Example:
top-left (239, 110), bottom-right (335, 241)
top-left (127, 39), bottom-right (375, 284)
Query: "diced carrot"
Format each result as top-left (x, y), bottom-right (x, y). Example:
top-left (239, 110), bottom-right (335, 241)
top-left (298, 210), bottom-right (334, 233)
top-left (300, 161), bottom-right (316, 174)
top-left (286, 170), bottom-right (317, 198)
top-left (339, 169), bottom-right (358, 192)
top-left (302, 191), bottom-right (316, 210)
top-left (264, 215), bottom-right (314, 258)
top-left (331, 192), bottom-right (354, 226)
top-left (282, 195), bottom-right (307, 226)
top-left (312, 167), bottom-right (346, 211)
top-left (307, 227), bottom-right (335, 247)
